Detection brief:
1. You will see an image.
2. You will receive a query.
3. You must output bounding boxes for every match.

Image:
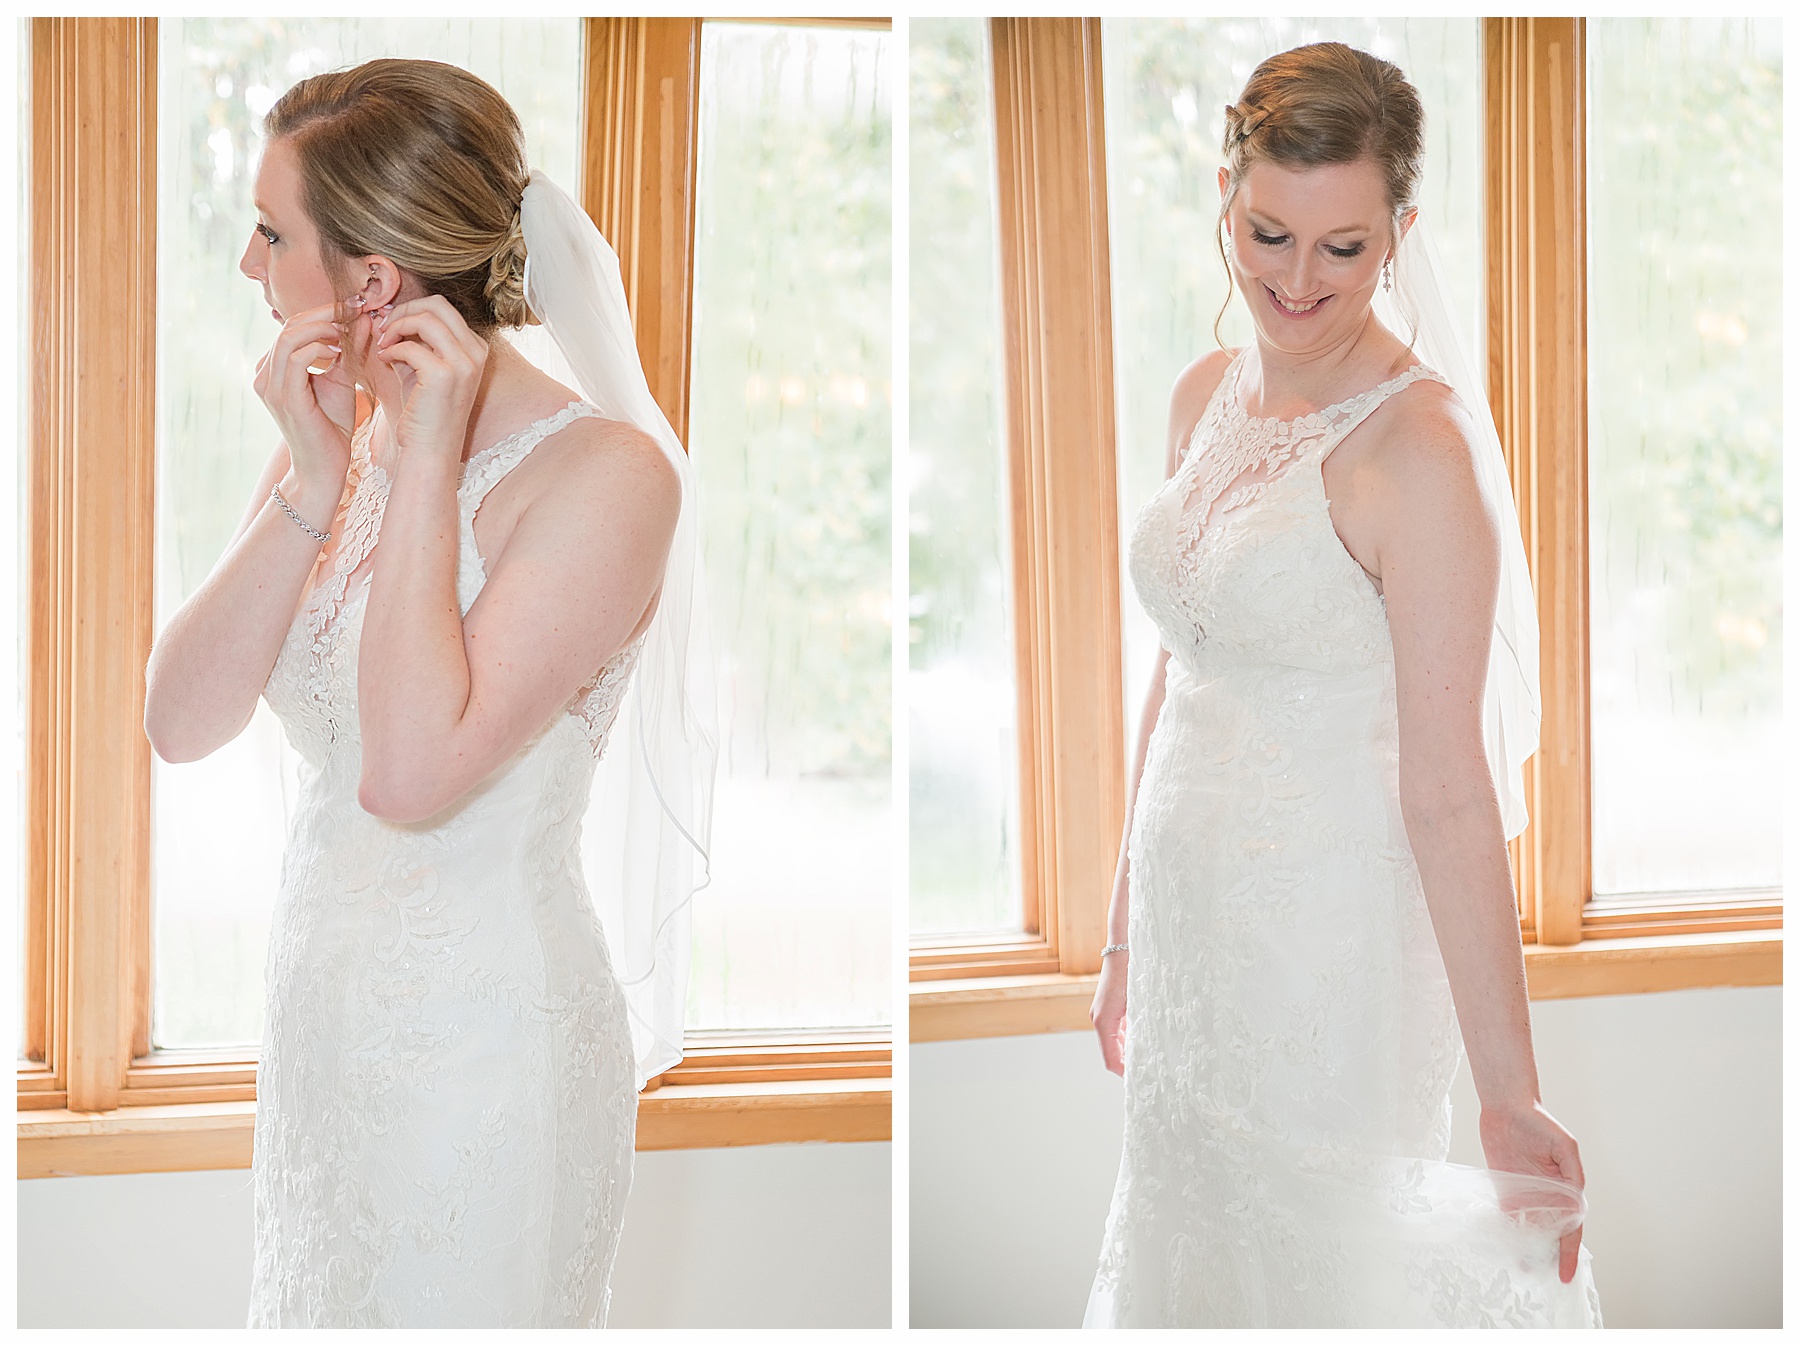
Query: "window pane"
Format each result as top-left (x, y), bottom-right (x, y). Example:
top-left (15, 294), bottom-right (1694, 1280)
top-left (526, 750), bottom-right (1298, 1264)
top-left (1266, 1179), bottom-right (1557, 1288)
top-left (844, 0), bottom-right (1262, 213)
top-left (907, 19), bottom-right (1021, 940)
top-left (686, 23), bottom-right (892, 1032)
top-left (152, 19), bottom-right (580, 1049)
top-left (1102, 20), bottom-right (1482, 731)
top-left (1587, 20), bottom-right (1783, 897)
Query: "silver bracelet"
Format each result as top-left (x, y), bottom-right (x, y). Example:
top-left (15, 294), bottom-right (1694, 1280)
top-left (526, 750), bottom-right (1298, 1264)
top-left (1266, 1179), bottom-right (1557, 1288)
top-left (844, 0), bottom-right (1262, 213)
top-left (271, 484), bottom-right (331, 543)
top-left (1101, 943), bottom-right (1129, 958)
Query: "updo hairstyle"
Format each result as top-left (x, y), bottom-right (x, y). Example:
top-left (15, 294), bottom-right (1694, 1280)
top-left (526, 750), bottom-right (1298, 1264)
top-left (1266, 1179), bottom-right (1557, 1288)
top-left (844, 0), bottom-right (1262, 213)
top-left (1215, 42), bottom-right (1425, 339)
top-left (265, 58), bottom-right (535, 334)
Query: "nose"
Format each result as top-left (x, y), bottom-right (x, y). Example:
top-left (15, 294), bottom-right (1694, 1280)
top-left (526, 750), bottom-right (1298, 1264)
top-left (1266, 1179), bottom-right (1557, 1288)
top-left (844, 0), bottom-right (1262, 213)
top-left (1284, 248), bottom-right (1318, 300)
top-left (239, 232), bottom-right (264, 284)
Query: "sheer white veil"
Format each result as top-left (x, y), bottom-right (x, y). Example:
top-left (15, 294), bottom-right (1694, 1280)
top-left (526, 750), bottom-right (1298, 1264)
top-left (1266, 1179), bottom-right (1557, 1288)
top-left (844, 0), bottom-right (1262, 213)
top-left (1372, 214), bottom-right (1541, 841)
top-left (510, 170), bottom-right (718, 1089)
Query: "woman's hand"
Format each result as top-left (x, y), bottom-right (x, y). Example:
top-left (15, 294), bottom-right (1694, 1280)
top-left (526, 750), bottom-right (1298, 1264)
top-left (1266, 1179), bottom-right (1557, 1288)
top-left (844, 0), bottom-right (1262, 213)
top-left (1479, 1099), bottom-right (1586, 1284)
top-left (369, 295), bottom-right (490, 467)
top-left (251, 301), bottom-right (362, 499)
top-left (1090, 953), bottom-right (1129, 1076)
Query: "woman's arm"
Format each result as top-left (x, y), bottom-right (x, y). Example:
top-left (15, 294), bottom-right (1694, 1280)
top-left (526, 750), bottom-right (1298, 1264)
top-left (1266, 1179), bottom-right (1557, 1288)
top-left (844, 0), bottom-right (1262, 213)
top-left (144, 306), bottom-right (359, 762)
top-left (1370, 385), bottom-right (1585, 1283)
top-left (1090, 347), bottom-right (1234, 1075)
top-left (353, 298), bottom-right (679, 824)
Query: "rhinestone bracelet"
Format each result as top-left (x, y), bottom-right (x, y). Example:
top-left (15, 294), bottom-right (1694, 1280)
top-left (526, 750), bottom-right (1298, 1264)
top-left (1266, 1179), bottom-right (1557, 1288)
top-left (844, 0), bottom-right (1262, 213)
top-left (1101, 943), bottom-right (1129, 958)
top-left (271, 484), bottom-right (331, 543)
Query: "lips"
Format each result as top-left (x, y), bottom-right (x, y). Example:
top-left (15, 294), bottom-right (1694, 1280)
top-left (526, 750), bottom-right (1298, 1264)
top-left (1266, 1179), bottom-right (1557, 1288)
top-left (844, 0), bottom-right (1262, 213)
top-left (1265, 285), bottom-right (1330, 318)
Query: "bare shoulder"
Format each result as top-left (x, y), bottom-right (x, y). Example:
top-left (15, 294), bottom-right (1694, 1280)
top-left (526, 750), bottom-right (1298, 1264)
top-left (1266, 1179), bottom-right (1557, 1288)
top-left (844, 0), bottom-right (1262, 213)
top-left (1164, 347), bottom-right (1239, 475)
top-left (533, 412), bottom-right (680, 523)
top-left (1361, 377), bottom-right (1494, 535)
top-left (1169, 347), bottom-right (1237, 429)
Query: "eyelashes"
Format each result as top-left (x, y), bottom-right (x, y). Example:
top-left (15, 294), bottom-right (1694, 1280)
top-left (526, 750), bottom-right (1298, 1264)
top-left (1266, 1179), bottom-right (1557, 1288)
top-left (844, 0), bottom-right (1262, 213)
top-left (255, 221), bottom-right (280, 245)
top-left (1248, 228), bottom-right (1366, 260)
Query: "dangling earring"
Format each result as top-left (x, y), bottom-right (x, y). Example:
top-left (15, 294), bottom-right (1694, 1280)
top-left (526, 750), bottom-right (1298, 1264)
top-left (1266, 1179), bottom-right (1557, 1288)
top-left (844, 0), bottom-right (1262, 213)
top-left (1382, 256), bottom-right (1394, 293)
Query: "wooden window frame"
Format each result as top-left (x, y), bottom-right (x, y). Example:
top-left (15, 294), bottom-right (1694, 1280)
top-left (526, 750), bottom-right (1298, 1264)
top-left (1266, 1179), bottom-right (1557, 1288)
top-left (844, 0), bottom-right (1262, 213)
top-left (19, 15), bottom-right (892, 1179)
top-left (910, 16), bottom-right (1779, 1045)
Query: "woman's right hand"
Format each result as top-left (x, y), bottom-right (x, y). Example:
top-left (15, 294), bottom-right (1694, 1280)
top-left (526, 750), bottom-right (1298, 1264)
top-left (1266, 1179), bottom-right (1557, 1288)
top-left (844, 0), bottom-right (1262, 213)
top-left (1090, 953), bottom-right (1129, 1076)
top-left (251, 300), bottom-right (362, 498)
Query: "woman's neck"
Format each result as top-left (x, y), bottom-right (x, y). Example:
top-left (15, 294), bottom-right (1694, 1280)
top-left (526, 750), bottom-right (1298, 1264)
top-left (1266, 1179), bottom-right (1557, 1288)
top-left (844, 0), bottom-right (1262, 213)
top-left (1246, 309), bottom-right (1410, 418)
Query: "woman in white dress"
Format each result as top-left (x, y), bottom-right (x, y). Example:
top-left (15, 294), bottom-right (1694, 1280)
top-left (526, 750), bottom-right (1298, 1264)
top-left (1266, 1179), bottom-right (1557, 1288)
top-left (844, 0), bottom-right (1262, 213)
top-left (144, 59), bottom-right (712, 1326)
top-left (1086, 43), bottom-right (1602, 1327)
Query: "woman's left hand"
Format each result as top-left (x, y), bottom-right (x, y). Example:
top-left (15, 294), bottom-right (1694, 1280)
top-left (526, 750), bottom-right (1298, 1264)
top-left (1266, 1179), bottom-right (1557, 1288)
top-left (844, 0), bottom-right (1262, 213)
top-left (1478, 1099), bottom-right (1586, 1285)
top-left (368, 295), bottom-right (489, 466)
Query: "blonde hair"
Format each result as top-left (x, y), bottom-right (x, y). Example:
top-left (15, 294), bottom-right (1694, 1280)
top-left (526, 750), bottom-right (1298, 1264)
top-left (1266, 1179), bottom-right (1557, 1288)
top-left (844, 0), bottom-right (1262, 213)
top-left (265, 58), bottom-right (534, 333)
top-left (1215, 42), bottom-right (1425, 344)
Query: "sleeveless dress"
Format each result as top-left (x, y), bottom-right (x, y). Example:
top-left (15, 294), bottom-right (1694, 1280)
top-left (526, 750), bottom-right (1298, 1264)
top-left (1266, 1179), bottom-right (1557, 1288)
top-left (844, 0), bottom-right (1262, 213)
top-left (250, 399), bottom-right (646, 1327)
top-left (1086, 350), bottom-right (1603, 1328)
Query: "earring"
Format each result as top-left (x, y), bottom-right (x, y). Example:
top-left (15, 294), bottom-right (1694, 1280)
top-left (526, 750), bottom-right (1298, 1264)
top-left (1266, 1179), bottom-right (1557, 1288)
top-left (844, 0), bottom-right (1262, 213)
top-left (1382, 257), bottom-right (1394, 292)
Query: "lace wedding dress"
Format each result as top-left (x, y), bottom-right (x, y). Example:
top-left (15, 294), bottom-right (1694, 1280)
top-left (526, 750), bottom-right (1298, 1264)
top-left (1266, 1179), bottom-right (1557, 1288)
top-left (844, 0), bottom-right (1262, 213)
top-left (250, 400), bottom-right (644, 1327)
top-left (1086, 350), bottom-right (1602, 1328)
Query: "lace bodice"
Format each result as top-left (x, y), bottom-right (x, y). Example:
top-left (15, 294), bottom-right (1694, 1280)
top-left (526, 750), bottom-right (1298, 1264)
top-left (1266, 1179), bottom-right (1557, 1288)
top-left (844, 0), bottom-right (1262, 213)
top-left (1128, 350), bottom-right (1443, 681)
top-left (265, 399), bottom-right (644, 770)
top-left (249, 399), bottom-right (641, 1326)
top-left (1088, 348), bottom-right (1601, 1328)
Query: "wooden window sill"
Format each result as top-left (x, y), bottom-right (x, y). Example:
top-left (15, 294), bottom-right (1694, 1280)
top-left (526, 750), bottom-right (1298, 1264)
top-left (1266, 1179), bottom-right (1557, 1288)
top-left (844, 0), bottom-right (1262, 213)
top-left (909, 929), bottom-right (1782, 1042)
top-left (17, 1077), bottom-right (892, 1178)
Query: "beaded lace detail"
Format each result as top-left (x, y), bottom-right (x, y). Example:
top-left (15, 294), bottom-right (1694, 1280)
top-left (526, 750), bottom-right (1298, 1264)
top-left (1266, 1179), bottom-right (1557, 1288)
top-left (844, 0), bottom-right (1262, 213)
top-left (1086, 348), bottom-right (1603, 1328)
top-left (252, 399), bottom-right (641, 1326)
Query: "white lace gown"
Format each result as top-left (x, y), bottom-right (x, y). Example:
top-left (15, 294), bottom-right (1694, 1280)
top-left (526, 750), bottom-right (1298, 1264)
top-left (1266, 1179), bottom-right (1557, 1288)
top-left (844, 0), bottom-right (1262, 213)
top-left (250, 400), bottom-right (644, 1327)
top-left (1086, 351), bottom-right (1603, 1328)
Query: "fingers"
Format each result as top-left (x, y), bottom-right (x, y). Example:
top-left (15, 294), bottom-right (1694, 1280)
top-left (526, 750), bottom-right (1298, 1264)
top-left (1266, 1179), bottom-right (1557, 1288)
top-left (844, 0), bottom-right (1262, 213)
top-left (374, 297), bottom-right (488, 367)
top-left (1559, 1227), bottom-right (1581, 1284)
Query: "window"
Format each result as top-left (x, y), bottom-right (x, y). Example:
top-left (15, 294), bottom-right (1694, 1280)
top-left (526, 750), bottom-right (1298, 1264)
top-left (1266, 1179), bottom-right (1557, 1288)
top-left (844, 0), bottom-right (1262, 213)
top-left (908, 18), bottom-right (1020, 944)
top-left (910, 17), bottom-right (1779, 1042)
top-left (684, 21), bottom-right (892, 1034)
top-left (20, 16), bottom-right (890, 1176)
top-left (1584, 19), bottom-right (1781, 905)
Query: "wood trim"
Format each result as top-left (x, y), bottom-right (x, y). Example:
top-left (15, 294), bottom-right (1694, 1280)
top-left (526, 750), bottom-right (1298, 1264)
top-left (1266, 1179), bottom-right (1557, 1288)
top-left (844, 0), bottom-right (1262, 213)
top-left (648, 1036), bottom-right (890, 1088)
top-left (636, 1078), bottom-right (891, 1149)
top-left (909, 933), bottom-right (1060, 982)
top-left (910, 972), bottom-right (1098, 1042)
top-left (984, 17), bottom-right (1125, 979)
top-left (581, 17), bottom-right (702, 444)
top-left (1484, 18), bottom-right (1589, 947)
top-left (26, 17), bottom-right (158, 1112)
top-left (1522, 931), bottom-right (1781, 999)
top-left (18, 1078), bottom-right (892, 1176)
top-left (911, 930), bottom-right (1783, 1042)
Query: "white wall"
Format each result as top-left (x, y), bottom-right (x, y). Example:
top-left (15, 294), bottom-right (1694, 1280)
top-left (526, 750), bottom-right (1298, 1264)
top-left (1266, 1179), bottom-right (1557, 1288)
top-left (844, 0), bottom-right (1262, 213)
top-left (17, 1140), bottom-right (890, 1328)
top-left (911, 985), bottom-right (1781, 1329)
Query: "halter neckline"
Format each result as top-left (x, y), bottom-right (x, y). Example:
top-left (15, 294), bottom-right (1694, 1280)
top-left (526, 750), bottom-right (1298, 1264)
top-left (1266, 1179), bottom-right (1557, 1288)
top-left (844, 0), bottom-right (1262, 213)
top-left (1224, 347), bottom-right (1435, 430)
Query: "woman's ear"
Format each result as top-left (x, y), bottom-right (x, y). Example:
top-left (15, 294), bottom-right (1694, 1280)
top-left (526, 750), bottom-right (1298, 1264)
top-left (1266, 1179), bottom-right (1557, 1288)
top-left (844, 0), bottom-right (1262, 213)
top-left (346, 254), bottom-right (403, 313)
top-left (1398, 207), bottom-right (1419, 245)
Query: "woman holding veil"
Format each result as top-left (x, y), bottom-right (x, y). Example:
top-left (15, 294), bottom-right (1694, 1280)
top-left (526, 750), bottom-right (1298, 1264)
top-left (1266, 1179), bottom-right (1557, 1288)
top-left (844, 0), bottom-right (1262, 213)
top-left (144, 58), bottom-right (715, 1327)
top-left (1085, 43), bottom-right (1601, 1327)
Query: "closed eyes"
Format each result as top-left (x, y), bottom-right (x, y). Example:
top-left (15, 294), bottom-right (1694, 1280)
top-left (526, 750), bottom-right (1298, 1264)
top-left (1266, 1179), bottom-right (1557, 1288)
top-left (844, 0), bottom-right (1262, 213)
top-left (1249, 228), bottom-right (1365, 260)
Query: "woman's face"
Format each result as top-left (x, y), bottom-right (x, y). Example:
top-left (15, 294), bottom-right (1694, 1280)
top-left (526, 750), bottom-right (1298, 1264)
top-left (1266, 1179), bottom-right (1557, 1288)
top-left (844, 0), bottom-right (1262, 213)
top-left (239, 135), bottom-right (358, 324)
top-left (1219, 156), bottom-right (1408, 358)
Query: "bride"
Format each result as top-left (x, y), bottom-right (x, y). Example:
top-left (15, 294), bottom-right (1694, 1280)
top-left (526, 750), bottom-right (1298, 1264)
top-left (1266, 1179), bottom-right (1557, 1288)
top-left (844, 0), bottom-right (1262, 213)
top-left (144, 58), bottom-right (713, 1326)
top-left (1085, 43), bottom-right (1601, 1327)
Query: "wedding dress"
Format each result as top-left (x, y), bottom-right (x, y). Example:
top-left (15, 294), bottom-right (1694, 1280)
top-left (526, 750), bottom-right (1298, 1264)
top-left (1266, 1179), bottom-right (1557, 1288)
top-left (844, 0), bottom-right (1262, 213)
top-left (249, 399), bottom-right (642, 1327)
top-left (1085, 348), bottom-right (1603, 1328)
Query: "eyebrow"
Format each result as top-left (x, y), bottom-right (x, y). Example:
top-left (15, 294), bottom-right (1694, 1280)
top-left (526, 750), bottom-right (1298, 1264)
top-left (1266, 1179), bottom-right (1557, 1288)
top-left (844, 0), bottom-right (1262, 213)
top-left (1247, 208), bottom-right (1371, 237)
